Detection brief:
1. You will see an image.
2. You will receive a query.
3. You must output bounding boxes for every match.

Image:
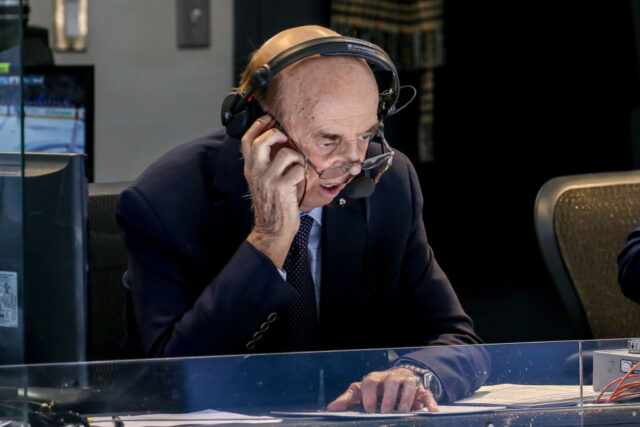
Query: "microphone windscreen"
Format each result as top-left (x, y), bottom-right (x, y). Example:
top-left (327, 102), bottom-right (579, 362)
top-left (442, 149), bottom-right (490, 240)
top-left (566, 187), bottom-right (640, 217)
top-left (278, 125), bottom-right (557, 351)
top-left (344, 176), bottom-right (375, 199)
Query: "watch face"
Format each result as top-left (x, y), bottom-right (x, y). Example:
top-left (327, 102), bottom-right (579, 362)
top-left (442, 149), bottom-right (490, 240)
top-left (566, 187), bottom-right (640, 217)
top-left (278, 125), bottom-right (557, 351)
top-left (423, 372), bottom-right (441, 400)
top-left (423, 373), bottom-right (433, 387)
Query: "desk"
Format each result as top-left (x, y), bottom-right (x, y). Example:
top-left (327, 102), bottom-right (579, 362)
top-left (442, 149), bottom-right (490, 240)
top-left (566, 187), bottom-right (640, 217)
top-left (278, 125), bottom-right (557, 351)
top-left (1, 339), bottom-right (639, 426)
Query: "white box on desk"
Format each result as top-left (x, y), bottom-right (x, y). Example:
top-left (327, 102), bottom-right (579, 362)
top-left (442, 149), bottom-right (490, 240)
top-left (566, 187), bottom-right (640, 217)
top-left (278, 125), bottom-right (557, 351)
top-left (593, 348), bottom-right (640, 392)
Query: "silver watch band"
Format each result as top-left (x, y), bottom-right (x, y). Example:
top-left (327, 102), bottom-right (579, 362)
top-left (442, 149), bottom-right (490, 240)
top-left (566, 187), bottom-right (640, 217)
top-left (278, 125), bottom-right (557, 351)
top-left (394, 363), bottom-right (442, 401)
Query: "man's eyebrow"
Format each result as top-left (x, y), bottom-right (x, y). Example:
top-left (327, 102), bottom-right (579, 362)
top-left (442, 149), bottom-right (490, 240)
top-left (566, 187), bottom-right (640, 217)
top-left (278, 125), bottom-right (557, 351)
top-left (317, 132), bottom-right (341, 141)
top-left (315, 123), bottom-right (380, 140)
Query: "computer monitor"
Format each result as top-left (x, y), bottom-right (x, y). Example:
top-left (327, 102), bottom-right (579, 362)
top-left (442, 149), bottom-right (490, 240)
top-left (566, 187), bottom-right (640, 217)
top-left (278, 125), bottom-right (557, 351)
top-left (0, 65), bottom-right (95, 180)
top-left (0, 152), bottom-right (88, 367)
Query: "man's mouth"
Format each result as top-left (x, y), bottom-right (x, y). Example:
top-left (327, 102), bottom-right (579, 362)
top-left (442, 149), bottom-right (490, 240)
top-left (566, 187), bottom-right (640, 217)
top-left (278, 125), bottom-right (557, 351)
top-left (320, 182), bottom-right (341, 189)
top-left (319, 181), bottom-right (346, 197)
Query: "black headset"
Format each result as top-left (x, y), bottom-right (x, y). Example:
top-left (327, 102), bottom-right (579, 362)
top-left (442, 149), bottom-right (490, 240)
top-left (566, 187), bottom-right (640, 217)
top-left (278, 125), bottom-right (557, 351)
top-left (221, 36), bottom-right (401, 139)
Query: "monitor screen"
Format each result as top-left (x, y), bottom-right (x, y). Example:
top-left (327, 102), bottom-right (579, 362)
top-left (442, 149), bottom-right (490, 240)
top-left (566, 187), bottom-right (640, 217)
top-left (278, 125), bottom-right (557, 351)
top-left (0, 65), bottom-right (95, 180)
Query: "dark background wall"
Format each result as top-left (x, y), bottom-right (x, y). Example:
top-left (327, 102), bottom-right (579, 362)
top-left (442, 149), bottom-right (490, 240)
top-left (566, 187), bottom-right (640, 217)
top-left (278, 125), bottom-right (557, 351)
top-left (233, 0), bottom-right (640, 343)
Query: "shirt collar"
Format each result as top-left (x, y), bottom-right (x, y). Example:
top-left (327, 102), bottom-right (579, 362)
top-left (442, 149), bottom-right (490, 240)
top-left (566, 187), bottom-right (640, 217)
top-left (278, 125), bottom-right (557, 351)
top-left (301, 206), bottom-right (323, 227)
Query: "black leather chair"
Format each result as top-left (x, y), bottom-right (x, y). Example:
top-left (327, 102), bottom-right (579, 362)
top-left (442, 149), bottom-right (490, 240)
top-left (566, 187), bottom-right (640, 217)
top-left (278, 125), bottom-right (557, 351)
top-left (535, 171), bottom-right (640, 339)
top-left (87, 181), bottom-right (130, 361)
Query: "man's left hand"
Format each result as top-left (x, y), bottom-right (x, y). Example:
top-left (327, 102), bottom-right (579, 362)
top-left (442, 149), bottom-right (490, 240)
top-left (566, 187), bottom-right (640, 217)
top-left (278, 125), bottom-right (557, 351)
top-left (327, 368), bottom-right (439, 413)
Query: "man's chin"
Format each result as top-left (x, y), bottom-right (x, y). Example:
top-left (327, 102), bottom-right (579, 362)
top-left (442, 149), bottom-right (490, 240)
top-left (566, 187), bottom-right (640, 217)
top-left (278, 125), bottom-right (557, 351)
top-left (300, 183), bottom-right (345, 211)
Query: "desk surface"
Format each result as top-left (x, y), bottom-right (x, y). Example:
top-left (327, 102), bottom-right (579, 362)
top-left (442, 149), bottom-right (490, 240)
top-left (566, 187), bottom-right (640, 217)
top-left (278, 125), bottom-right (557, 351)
top-left (84, 405), bottom-right (640, 426)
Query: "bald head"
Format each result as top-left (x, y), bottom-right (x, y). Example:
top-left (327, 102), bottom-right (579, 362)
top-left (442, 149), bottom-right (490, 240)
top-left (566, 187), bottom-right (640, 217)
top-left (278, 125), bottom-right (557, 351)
top-left (250, 25), bottom-right (340, 72)
top-left (236, 25), bottom-right (378, 122)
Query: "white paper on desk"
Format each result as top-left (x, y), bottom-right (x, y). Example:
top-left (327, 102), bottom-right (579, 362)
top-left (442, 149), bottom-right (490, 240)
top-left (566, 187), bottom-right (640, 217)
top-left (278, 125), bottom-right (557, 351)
top-left (415, 405), bottom-right (506, 415)
top-left (90, 409), bottom-right (281, 426)
top-left (456, 383), bottom-right (600, 406)
top-left (271, 410), bottom-right (417, 419)
top-left (272, 406), bottom-right (505, 418)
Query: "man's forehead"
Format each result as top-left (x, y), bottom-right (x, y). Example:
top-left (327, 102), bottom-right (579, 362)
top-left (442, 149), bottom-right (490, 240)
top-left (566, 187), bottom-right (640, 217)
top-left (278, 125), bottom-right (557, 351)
top-left (277, 56), bottom-right (379, 112)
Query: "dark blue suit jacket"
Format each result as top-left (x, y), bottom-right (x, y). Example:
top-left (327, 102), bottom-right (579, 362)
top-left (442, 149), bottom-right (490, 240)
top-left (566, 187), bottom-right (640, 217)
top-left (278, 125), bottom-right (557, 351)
top-left (116, 129), bottom-right (489, 402)
top-left (618, 221), bottom-right (640, 303)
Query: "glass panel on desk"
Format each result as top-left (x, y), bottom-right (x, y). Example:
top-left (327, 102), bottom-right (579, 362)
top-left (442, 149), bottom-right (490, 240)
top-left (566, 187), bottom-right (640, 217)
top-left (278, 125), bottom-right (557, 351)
top-left (0, 0), bottom-right (25, 367)
top-left (0, 2), bottom-right (26, 426)
top-left (1, 341), bottom-right (640, 424)
top-left (0, 341), bottom-right (603, 421)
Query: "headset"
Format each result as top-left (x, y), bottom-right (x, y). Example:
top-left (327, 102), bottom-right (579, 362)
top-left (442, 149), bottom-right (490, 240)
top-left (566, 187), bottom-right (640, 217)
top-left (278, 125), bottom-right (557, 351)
top-left (220, 36), bottom-right (403, 199)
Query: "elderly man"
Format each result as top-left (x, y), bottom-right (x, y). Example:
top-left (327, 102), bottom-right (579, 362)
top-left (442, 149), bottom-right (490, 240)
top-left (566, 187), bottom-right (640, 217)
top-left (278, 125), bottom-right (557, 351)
top-left (117, 25), bottom-right (488, 413)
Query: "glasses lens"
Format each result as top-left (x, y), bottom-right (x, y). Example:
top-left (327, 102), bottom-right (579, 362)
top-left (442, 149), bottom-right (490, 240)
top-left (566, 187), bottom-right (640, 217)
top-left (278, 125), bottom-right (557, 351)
top-left (320, 166), bottom-right (351, 180)
top-left (361, 153), bottom-right (391, 170)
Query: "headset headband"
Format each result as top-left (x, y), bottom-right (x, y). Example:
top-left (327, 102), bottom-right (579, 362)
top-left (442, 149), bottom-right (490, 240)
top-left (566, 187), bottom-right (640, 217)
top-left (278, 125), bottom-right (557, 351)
top-left (249, 37), bottom-right (399, 114)
top-left (253, 37), bottom-right (398, 92)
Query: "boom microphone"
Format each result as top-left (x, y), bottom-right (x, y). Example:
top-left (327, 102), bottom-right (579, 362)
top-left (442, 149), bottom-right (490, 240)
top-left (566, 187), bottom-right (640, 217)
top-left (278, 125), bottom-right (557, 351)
top-left (344, 175), bottom-right (375, 199)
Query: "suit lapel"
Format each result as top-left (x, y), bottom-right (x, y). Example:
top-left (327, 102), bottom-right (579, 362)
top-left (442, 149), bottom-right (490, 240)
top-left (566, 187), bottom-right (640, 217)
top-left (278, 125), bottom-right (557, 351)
top-left (319, 199), bottom-right (369, 347)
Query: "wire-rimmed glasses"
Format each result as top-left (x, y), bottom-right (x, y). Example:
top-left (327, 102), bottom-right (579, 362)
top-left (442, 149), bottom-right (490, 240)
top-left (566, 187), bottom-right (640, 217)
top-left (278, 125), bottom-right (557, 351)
top-left (274, 121), bottom-right (395, 182)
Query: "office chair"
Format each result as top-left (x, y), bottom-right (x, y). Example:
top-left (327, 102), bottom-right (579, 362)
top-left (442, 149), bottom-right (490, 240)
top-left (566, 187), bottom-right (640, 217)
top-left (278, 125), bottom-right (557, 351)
top-left (535, 171), bottom-right (640, 339)
top-left (87, 181), bottom-right (130, 361)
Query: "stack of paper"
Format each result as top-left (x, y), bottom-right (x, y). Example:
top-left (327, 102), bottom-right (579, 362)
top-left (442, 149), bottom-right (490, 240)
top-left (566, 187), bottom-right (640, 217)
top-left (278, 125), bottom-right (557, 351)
top-left (90, 409), bottom-right (280, 426)
top-left (456, 383), bottom-right (600, 407)
top-left (273, 405), bottom-right (504, 418)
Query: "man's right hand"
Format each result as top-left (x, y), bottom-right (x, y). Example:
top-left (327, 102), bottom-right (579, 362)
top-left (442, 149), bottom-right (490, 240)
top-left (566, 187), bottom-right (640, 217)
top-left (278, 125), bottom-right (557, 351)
top-left (242, 115), bottom-right (306, 269)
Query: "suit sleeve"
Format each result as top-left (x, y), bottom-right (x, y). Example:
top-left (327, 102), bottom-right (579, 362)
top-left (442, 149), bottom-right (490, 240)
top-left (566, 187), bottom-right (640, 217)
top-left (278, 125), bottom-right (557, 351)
top-left (618, 220), bottom-right (640, 303)
top-left (395, 158), bottom-right (491, 402)
top-left (117, 186), bottom-right (298, 357)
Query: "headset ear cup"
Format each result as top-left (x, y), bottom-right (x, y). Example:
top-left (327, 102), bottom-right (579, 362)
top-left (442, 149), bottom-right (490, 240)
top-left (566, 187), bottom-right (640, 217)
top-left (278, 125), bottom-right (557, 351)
top-left (221, 92), bottom-right (244, 138)
top-left (246, 99), bottom-right (266, 125)
top-left (226, 111), bottom-right (250, 138)
top-left (221, 92), bottom-right (267, 138)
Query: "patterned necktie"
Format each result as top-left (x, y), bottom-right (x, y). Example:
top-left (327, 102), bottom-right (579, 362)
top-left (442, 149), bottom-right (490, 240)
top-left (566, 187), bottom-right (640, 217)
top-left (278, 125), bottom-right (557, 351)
top-left (283, 215), bottom-right (317, 350)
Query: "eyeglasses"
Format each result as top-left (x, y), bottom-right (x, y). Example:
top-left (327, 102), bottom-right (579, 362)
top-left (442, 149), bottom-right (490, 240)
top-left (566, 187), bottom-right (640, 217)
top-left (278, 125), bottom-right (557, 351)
top-left (275, 121), bottom-right (395, 181)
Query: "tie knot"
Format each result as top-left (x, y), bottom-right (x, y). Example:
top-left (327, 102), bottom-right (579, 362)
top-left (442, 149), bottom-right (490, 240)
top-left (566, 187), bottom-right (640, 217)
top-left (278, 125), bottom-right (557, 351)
top-left (294, 215), bottom-right (314, 248)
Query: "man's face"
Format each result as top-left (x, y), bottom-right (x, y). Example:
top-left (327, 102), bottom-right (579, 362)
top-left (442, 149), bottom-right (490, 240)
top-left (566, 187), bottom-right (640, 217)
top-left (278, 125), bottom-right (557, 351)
top-left (277, 57), bottom-right (380, 211)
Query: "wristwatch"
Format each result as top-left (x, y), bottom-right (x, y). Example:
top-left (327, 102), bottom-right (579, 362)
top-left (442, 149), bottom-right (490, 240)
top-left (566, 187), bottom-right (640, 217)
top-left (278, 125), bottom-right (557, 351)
top-left (394, 363), bottom-right (442, 401)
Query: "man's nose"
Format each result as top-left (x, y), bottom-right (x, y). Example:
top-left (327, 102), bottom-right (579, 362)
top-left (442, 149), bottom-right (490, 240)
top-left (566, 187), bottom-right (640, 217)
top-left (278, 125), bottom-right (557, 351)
top-left (348, 163), bottom-right (362, 176)
top-left (339, 140), bottom-right (365, 166)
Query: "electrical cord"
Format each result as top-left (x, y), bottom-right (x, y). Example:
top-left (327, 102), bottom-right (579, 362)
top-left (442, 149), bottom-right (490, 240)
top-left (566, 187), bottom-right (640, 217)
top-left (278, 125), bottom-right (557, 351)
top-left (595, 361), bottom-right (640, 403)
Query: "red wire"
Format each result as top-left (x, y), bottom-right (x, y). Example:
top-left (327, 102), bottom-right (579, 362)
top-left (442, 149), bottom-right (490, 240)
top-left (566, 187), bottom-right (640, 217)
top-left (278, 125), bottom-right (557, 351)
top-left (609, 385), bottom-right (640, 402)
top-left (608, 374), bottom-right (640, 402)
top-left (609, 381), bottom-right (640, 401)
top-left (609, 391), bottom-right (640, 402)
top-left (597, 377), bottom-right (627, 402)
top-left (595, 361), bottom-right (640, 403)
